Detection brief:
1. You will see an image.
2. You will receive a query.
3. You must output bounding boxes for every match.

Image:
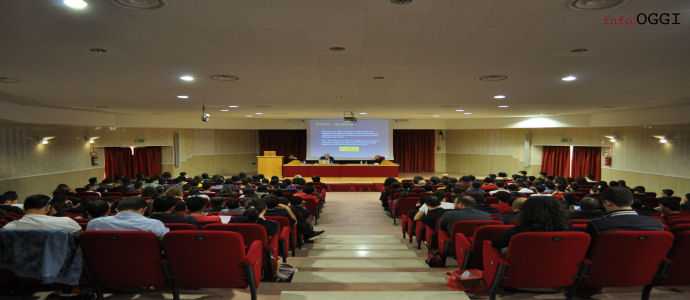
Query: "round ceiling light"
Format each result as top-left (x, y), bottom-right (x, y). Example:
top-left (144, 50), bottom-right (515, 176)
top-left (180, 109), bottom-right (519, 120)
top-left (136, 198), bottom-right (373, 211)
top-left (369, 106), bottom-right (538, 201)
top-left (455, 109), bottom-right (465, 112)
top-left (112, 0), bottom-right (166, 10)
top-left (570, 48), bottom-right (589, 53)
top-left (390, 0), bottom-right (413, 4)
top-left (479, 74), bottom-right (508, 82)
top-left (210, 74), bottom-right (240, 82)
top-left (569, 0), bottom-right (626, 10)
top-left (493, 95), bottom-right (507, 99)
top-left (463, 112), bottom-right (473, 115)
top-left (0, 76), bottom-right (20, 84)
top-left (498, 105), bottom-right (510, 108)
top-left (89, 48), bottom-right (107, 53)
top-left (228, 105), bottom-right (239, 108)
top-left (372, 76), bottom-right (385, 80)
top-left (561, 75), bottom-right (577, 82)
top-left (359, 112), bottom-right (368, 115)
top-left (179, 74), bottom-right (195, 82)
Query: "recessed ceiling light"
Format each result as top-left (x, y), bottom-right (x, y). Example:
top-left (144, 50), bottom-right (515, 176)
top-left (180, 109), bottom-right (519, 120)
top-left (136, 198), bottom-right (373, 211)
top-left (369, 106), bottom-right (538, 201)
top-left (179, 75), bottom-right (195, 82)
top-left (455, 109), bottom-right (465, 112)
top-left (210, 74), bottom-right (240, 82)
top-left (372, 76), bottom-right (385, 80)
top-left (255, 112), bottom-right (264, 115)
top-left (89, 48), bottom-right (107, 53)
top-left (219, 109), bottom-right (229, 112)
top-left (464, 112), bottom-right (473, 115)
top-left (493, 95), bottom-right (507, 99)
top-left (570, 48), bottom-right (589, 53)
top-left (479, 74), bottom-right (508, 82)
top-left (228, 105), bottom-right (239, 108)
top-left (497, 105), bottom-right (510, 108)
top-left (561, 75), bottom-right (577, 82)
top-left (63, 0), bottom-right (88, 10)
top-left (176, 95), bottom-right (189, 99)
top-left (569, 0), bottom-right (626, 10)
top-left (359, 112), bottom-right (368, 115)
top-left (329, 46), bottom-right (346, 52)
top-left (113, 0), bottom-right (166, 10)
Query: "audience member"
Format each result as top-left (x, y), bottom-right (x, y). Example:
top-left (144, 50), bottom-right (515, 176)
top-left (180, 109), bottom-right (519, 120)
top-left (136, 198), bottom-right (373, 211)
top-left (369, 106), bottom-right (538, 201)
top-left (569, 197), bottom-right (605, 220)
top-left (493, 196), bottom-right (568, 250)
top-left (586, 187), bottom-right (664, 236)
top-left (503, 196), bottom-right (527, 224)
top-left (414, 195), bottom-right (448, 228)
top-left (149, 196), bottom-right (199, 226)
top-left (86, 200), bottom-right (110, 219)
top-left (186, 195), bottom-right (220, 223)
top-left (438, 195), bottom-right (491, 235)
top-left (3, 194), bottom-right (81, 233)
top-left (0, 191), bottom-right (23, 215)
top-left (87, 197), bottom-right (169, 237)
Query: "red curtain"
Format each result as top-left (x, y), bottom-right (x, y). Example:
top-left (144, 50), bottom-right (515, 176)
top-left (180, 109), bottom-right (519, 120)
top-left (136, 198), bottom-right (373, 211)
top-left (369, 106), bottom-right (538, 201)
top-left (105, 146), bottom-right (162, 179)
top-left (133, 146), bottom-right (162, 177)
top-left (259, 130), bottom-right (307, 160)
top-left (393, 130), bottom-right (435, 173)
top-left (104, 147), bottom-right (135, 179)
top-left (572, 146), bottom-right (601, 180)
top-left (540, 146), bottom-right (571, 177)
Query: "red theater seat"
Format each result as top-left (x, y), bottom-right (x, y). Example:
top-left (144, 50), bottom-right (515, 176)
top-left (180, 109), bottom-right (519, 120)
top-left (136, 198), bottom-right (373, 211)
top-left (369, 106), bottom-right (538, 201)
top-left (483, 232), bottom-right (591, 300)
top-left (163, 231), bottom-right (262, 300)
top-left (265, 215), bottom-right (293, 261)
top-left (390, 196), bottom-right (419, 225)
top-left (460, 224), bottom-right (514, 269)
top-left (583, 231), bottom-right (674, 300)
top-left (438, 220), bottom-right (502, 258)
top-left (204, 223), bottom-right (278, 279)
top-left (643, 230), bottom-right (690, 294)
top-left (166, 223), bottom-right (198, 231)
top-left (80, 231), bottom-right (168, 299)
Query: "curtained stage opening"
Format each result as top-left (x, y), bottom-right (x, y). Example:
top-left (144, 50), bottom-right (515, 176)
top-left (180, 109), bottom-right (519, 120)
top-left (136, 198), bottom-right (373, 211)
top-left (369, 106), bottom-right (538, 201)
top-left (393, 130), bottom-right (435, 173)
top-left (540, 145), bottom-right (601, 180)
top-left (259, 130), bottom-right (307, 161)
top-left (104, 146), bottom-right (162, 179)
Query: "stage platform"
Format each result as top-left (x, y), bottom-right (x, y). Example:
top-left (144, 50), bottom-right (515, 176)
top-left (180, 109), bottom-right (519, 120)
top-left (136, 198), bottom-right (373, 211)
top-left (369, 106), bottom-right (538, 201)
top-left (289, 177), bottom-right (389, 192)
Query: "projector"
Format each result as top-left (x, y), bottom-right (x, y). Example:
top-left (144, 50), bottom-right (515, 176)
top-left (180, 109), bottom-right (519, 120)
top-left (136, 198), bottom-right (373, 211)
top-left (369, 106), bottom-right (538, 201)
top-left (344, 112), bottom-right (357, 123)
top-left (201, 105), bottom-right (210, 123)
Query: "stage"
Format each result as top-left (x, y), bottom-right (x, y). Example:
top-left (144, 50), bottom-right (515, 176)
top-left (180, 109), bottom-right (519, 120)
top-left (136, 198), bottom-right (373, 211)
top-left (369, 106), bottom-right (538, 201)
top-left (293, 177), bottom-right (389, 192)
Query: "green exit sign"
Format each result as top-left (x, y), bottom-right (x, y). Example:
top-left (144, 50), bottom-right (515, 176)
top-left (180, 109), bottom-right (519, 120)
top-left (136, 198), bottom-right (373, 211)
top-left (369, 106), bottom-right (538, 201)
top-left (134, 138), bottom-right (145, 143)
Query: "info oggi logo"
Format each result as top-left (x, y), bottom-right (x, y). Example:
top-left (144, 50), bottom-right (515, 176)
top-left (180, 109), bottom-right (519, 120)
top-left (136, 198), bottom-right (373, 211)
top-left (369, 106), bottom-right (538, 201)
top-left (603, 12), bottom-right (680, 26)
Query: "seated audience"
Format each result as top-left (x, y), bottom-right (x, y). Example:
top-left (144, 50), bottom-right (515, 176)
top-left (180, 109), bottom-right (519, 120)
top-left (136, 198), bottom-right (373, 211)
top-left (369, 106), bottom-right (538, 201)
top-left (84, 177), bottom-right (100, 191)
top-left (491, 191), bottom-right (513, 214)
top-left (294, 184), bottom-right (321, 207)
top-left (87, 197), bottom-right (169, 237)
top-left (86, 200), bottom-right (110, 219)
top-left (586, 187), bottom-right (664, 236)
top-left (503, 196), bottom-right (527, 224)
top-left (243, 198), bottom-right (279, 236)
top-left (569, 197), bottom-right (605, 220)
top-left (149, 196), bottom-right (199, 226)
top-left (682, 193), bottom-right (690, 212)
top-left (0, 191), bottom-right (23, 215)
top-left (414, 195), bottom-right (448, 228)
top-left (493, 196), bottom-right (568, 250)
top-left (186, 195), bottom-right (220, 223)
top-left (2, 194), bottom-right (81, 233)
top-left (659, 196), bottom-right (682, 217)
top-left (489, 180), bottom-right (509, 195)
top-left (438, 195), bottom-right (492, 235)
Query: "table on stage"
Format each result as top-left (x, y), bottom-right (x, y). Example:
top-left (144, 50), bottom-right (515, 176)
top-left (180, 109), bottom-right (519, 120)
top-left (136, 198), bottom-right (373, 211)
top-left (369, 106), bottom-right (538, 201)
top-left (282, 163), bottom-right (400, 178)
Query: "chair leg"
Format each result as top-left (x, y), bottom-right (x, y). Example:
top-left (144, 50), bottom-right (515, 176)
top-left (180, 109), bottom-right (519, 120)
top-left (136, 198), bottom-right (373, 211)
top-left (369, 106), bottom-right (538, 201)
top-left (641, 285), bottom-right (653, 300)
top-left (245, 265), bottom-right (258, 300)
top-left (488, 264), bottom-right (506, 300)
top-left (393, 217), bottom-right (397, 225)
top-left (172, 287), bottom-right (181, 300)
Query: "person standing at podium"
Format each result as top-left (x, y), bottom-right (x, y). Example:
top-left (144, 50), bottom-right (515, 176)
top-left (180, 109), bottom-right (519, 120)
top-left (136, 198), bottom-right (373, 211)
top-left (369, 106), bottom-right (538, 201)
top-left (319, 153), bottom-right (335, 164)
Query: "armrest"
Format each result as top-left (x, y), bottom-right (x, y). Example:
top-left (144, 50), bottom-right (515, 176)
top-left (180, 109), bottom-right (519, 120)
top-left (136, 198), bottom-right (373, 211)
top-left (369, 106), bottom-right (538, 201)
top-left (455, 233), bottom-right (472, 269)
top-left (279, 227), bottom-right (290, 241)
top-left (244, 240), bottom-right (264, 285)
top-left (482, 240), bottom-right (509, 289)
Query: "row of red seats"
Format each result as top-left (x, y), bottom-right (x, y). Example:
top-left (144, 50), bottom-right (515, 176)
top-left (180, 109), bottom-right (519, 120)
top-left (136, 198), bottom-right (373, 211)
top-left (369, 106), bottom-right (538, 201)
top-left (81, 230), bottom-right (262, 300)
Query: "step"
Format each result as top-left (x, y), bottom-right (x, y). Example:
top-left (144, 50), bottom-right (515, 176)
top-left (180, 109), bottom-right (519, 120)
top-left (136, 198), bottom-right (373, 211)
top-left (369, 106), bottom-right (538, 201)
top-left (310, 243), bottom-right (410, 250)
top-left (306, 250), bottom-right (418, 258)
top-left (292, 271), bottom-right (446, 284)
top-left (281, 291), bottom-right (468, 300)
top-left (290, 258), bottom-right (428, 269)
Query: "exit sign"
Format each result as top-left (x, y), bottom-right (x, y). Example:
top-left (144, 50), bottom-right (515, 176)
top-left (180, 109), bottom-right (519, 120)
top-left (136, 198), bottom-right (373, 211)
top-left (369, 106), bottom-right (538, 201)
top-left (134, 138), bottom-right (145, 143)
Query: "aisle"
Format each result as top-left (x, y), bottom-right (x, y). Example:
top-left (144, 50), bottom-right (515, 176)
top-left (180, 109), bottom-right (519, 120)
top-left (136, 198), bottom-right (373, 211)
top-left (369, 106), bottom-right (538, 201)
top-left (280, 192), bottom-right (467, 300)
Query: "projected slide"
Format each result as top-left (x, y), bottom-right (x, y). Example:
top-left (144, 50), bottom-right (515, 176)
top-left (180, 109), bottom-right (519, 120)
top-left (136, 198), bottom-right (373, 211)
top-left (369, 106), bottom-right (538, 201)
top-left (307, 119), bottom-right (393, 161)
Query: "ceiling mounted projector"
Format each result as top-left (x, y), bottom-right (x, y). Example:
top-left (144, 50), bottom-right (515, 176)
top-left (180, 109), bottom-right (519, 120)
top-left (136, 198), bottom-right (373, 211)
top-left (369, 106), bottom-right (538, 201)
top-left (344, 112), bottom-right (357, 123)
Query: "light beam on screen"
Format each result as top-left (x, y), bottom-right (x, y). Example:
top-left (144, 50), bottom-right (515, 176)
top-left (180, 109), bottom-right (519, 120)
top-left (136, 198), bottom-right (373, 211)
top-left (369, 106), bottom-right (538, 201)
top-left (306, 119), bottom-right (394, 161)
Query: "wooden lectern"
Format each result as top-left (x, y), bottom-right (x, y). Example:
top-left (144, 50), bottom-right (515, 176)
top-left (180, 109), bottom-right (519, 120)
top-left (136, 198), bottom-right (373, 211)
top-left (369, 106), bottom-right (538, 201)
top-left (257, 151), bottom-right (283, 178)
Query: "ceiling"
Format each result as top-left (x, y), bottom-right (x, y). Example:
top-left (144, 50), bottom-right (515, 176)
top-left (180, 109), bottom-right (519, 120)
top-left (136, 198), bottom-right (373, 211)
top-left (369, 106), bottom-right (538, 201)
top-left (1, 0), bottom-right (690, 122)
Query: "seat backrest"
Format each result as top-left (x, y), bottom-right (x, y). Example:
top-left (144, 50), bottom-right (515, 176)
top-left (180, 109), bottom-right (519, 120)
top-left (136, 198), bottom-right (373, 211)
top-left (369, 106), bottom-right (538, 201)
top-left (667, 217), bottom-right (690, 227)
top-left (670, 224), bottom-right (690, 233)
top-left (166, 223), bottom-right (198, 231)
top-left (662, 230), bottom-right (690, 286)
top-left (204, 223), bottom-right (268, 246)
top-left (468, 225), bottom-right (515, 268)
top-left (587, 230), bottom-right (674, 287)
top-left (451, 220), bottom-right (503, 237)
top-left (265, 216), bottom-right (290, 229)
top-left (80, 231), bottom-right (166, 289)
top-left (394, 196), bottom-right (419, 217)
top-left (163, 231), bottom-right (250, 288)
top-left (505, 231), bottom-right (591, 288)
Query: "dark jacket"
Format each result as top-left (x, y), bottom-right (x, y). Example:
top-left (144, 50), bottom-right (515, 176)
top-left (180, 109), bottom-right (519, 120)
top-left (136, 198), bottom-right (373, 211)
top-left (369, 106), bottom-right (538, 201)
top-left (149, 213), bottom-right (200, 227)
top-left (586, 210), bottom-right (664, 237)
top-left (439, 208), bottom-right (492, 234)
top-left (421, 207), bottom-right (448, 228)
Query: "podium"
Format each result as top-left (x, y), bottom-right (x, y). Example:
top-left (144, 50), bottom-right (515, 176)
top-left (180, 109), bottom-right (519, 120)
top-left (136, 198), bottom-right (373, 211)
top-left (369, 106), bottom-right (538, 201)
top-left (257, 151), bottom-right (283, 178)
